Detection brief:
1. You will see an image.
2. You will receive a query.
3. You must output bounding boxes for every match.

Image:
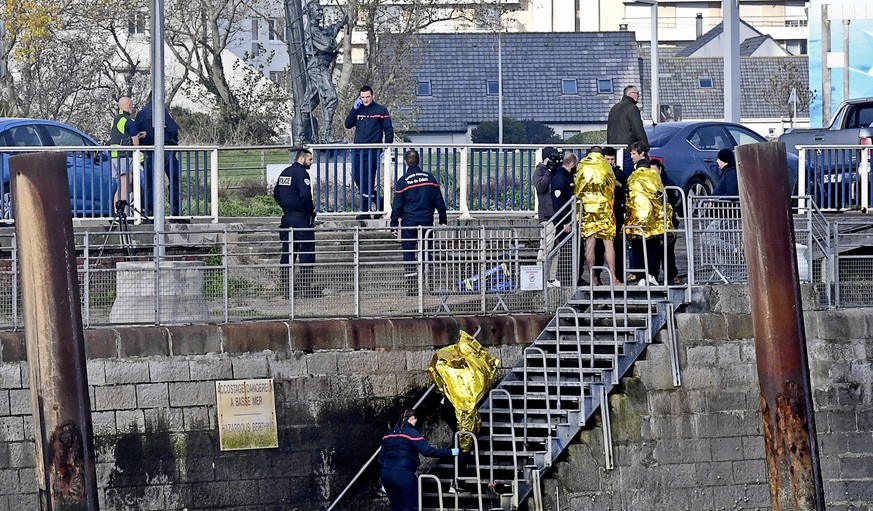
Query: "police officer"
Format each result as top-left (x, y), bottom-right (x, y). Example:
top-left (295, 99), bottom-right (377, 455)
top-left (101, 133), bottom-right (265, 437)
top-left (274, 148), bottom-right (319, 297)
top-left (109, 97), bottom-right (142, 211)
top-left (390, 149), bottom-right (447, 295)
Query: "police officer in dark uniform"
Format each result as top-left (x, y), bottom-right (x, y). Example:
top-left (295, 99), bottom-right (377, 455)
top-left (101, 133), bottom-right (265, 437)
top-left (390, 149), bottom-right (447, 295)
top-left (550, 153), bottom-right (577, 283)
top-left (274, 148), bottom-right (319, 297)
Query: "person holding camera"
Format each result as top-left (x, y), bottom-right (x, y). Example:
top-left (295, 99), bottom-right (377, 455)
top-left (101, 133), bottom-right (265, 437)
top-left (533, 146), bottom-right (563, 287)
top-left (274, 148), bottom-right (320, 298)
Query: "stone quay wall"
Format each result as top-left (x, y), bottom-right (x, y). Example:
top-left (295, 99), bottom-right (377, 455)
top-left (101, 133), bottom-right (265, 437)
top-left (0, 292), bottom-right (871, 510)
top-left (0, 315), bottom-right (548, 511)
top-left (542, 295), bottom-right (873, 511)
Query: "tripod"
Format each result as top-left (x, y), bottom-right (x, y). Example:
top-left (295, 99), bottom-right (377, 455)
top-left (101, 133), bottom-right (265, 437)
top-left (97, 200), bottom-right (142, 260)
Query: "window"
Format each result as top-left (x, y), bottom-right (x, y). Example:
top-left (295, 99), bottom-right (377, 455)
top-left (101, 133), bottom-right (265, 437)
top-left (561, 79), bottom-right (578, 95)
top-left (688, 126), bottom-right (731, 151)
top-left (267, 18), bottom-right (284, 41)
top-left (699, 77), bottom-right (714, 88)
top-left (270, 71), bottom-right (289, 91)
top-left (7, 125), bottom-right (44, 147)
top-left (563, 130), bottom-right (580, 140)
top-left (251, 18), bottom-right (259, 40)
top-left (597, 79), bottom-right (614, 94)
top-left (486, 80), bottom-right (500, 95)
top-left (726, 126), bottom-right (764, 146)
top-left (251, 43), bottom-right (260, 56)
top-left (44, 125), bottom-right (88, 147)
top-left (127, 12), bottom-right (147, 35)
top-left (416, 80), bottom-right (432, 96)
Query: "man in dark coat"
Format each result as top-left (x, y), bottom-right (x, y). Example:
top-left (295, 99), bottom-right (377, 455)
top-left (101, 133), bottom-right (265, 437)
top-left (713, 148), bottom-right (739, 196)
top-left (345, 84), bottom-right (394, 218)
top-left (607, 85), bottom-right (649, 173)
top-left (274, 148), bottom-right (319, 297)
top-left (390, 149), bottom-right (447, 295)
top-left (136, 96), bottom-right (182, 217)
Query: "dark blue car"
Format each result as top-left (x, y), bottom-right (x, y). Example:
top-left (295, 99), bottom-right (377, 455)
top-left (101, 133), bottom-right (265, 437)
top-left (645, 121), bottom-right (799, 197)
top-left (0, 118), bottom-right (115, 218)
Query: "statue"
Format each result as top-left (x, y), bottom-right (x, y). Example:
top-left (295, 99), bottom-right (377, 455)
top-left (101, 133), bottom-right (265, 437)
top-left (297, 0), bottom-right (348, 144)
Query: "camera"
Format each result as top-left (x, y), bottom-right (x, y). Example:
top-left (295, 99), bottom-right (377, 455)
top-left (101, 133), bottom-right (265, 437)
top-left (545, 149), bottom-right (563, 172)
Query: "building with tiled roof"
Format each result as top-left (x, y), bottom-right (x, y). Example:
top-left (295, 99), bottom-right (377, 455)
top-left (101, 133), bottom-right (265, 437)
top-left (397, 32), bottom-right (641, 143)
top-left (641, 55), bottom-right (810, 136)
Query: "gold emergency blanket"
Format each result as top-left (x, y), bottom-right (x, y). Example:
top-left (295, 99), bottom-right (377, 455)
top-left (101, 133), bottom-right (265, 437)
top-left (428, 331), bottom-right (500, 451)
top-left (573, 153), bottom-right (616, 240)
top-left (624, 167), bottom-right (670, 238)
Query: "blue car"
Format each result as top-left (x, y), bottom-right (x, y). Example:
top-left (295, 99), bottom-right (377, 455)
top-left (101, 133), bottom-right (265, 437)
top-left (645, 121), bottom-right (799, 197)
top-left (0, 118), bottom-right (115, 218)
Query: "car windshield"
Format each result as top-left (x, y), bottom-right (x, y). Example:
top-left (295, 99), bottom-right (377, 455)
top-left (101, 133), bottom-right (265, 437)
top-left (645, 125), bottom-right (683, 147)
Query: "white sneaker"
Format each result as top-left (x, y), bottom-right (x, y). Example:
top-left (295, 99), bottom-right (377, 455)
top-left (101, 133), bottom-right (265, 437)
top-left (547, 279), bottom-right (561, 288)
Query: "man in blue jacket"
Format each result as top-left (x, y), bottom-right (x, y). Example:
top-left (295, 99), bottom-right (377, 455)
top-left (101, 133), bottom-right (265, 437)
top-left (390, 149), bottom-right (447, 295)
top-left (380, 409), bottom-right (458, 511)
top-left (345, 85), bottom-right (394, 219)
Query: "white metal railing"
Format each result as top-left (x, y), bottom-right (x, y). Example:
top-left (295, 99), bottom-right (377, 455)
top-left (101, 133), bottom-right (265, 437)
top-left (0, 145), bottom-right (220, 223)
top-left (796, 144), bottom-right (872, 212)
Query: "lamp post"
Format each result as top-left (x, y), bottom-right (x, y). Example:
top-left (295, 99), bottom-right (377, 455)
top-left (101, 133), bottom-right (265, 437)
top-left (626, 0), bottom-right (659, 123)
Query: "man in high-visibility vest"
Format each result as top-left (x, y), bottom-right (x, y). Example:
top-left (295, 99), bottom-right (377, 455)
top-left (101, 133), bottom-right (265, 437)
top-left (108, 97), bottom-right (143, 212)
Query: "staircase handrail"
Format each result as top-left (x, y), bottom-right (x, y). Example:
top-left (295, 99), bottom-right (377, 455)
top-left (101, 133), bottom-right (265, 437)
top-left (523, 347), bottom-right (553, 467)
top-left (554, 306), bottom-right (586, 427)
top-left (621, 225), bottom-right (654, 340)
top-left (453, 431), bottom-right (484, 511)
top-left (589, 266), bottom-right (621, 384)
top-left (418, 474), bottom-right (446, 511)
top-left (488, 388), bottom-right (520, 509)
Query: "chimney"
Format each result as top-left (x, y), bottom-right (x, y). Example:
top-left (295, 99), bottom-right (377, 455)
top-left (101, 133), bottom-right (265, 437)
top-left (619, 23), bottom-right (628, 31)
top-left (696, 13), bottom-right (703, 38)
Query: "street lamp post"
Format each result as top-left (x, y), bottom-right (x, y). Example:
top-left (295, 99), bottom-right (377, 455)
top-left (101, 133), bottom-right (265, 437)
top-left (628, 0), bottom-right (659, 123)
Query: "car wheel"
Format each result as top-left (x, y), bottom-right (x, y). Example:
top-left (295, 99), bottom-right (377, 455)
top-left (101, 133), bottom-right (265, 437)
top-left (686, 177), bottom-right (711, 198)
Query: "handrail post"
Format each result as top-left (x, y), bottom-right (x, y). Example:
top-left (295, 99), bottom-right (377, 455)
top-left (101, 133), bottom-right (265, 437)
top-left (210, 148), bottom-right (220, 223)
top-left (860, 146), bottom-right (870, 212)
top-left (797, 146), bottom-right (807, 212)
top-left (132, 148), bottom-right (144, 223)
top-left (382, 145), bottom-right (394, 218)
top-left (458, 147), bottom-right (471, 219)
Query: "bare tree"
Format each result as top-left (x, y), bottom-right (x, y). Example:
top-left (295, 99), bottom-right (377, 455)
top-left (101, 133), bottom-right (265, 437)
top-left (327, 0), bottom-right (505, 139)
top-left (767, 61), bottom-right (816, 124)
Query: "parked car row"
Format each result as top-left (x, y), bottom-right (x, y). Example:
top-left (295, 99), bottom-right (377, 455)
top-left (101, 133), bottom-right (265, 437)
top-left (0, 117), bottom-right (115, 218)
top-left (643, 120), bottom-right (800, 199)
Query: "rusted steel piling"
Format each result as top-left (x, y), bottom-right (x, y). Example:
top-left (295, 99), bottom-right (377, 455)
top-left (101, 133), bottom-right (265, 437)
top-left (10, 153), bottom-right (99, 510)
top-left (735, 142), bottom-right (824, 511)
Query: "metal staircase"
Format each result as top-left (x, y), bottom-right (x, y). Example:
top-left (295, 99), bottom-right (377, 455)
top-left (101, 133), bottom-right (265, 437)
top-left (419, 282), bottom-right (687, 510)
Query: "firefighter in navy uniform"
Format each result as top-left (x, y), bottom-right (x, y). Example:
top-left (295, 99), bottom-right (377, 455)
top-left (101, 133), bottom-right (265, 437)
top-left (273, 148), bottom-right (319, 297)
top-left (390, 149), bottom-right (447, 296)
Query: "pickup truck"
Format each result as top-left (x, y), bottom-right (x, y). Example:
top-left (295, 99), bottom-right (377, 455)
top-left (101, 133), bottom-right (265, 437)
top-left (779, 97), bottom-right (873, 152)
top-left (778, 98), bottom-right (873, 209)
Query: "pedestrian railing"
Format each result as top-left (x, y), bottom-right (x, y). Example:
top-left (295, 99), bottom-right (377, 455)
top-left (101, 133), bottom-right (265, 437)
top-left (685, 195), bottom-right (835, 307)
top-left (0, 145), bottom-right (219, 223)
top-left (796, 144), bottom-right (872, 211)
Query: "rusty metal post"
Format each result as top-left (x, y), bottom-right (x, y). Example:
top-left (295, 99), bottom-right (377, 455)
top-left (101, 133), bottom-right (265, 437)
top-left (10, 153), bottom-right (99, 510)
top-left (735, 142), bottom-right (824, 511)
